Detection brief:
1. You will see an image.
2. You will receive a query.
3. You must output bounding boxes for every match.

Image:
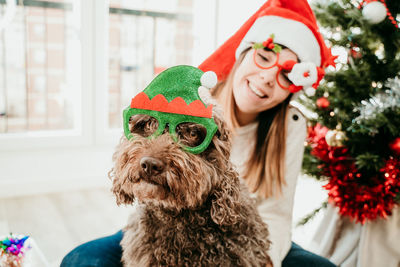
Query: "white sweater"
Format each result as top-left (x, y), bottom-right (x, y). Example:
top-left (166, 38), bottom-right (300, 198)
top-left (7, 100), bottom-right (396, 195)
top-left (310, 203), bottom-right (400, 267)
top-left (230, 106), bottom-right (307, 267)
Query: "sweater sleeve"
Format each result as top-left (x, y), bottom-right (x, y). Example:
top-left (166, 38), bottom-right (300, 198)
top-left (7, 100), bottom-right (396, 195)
top-left (256, 106), bottom-right (307, 267)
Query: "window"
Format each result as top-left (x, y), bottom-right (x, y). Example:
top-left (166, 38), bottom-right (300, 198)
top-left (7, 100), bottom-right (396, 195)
top-left (0, 0), bottom-right (219, 196)
top-left (107, 0), bottom-right (194, 129)
top-left (0, 0), bottom-right (81, 134)
top-left (0, 0), bottom-right (217, 150)
top-left (0, 0), bottom-right (265, 196)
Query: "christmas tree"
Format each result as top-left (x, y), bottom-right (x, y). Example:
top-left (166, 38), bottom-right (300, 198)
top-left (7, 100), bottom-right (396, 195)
top-left (300, 0), bottom-right (400, 224)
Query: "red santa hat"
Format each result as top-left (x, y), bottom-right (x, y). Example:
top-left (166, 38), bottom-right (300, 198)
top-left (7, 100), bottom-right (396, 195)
top-left (199, 0), bottom-right (336, 88)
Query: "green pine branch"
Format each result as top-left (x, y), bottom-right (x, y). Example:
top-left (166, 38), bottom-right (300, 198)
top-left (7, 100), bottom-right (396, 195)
top-left (301, 0), bottom-right (400, 181)
top-left (395, 192), bottom-right (400, 203)
top-left (296, 201), bottom-right (329, 227)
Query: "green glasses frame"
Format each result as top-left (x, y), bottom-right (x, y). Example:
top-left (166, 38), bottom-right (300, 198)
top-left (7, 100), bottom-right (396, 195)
top-left (123, 106), bottom-right (218, 154)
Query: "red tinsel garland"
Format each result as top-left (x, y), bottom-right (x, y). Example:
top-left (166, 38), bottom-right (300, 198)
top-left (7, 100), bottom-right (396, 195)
top-left (307, 124), bottom-right (400, 224)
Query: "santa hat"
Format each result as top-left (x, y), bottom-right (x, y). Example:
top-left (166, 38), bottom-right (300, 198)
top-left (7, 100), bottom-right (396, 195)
top-left (199, 0), bottom-right (336, 95)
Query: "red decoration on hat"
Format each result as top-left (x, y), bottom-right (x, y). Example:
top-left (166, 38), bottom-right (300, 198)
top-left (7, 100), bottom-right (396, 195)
top-left (325, 48), bottom-right (339, 68)
top-left (253, 34), bottom-right (282, 53)
top-left (199, 0), bottom-right (334, 83)
top-left (389, 138), bottom-right (400, 155)
top-left (130, 92), bottom-right (213, 118)
top-left (312, 67), bottom-right (325, 89)
top-left (262, 37), bottom-right (273, 48)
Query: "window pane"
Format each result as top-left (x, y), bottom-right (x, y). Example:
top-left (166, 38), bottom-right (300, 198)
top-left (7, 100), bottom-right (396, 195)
top-left (108, 0), bottom-right (193, 129)
top-left (0, 0), bottom-right (81, 133)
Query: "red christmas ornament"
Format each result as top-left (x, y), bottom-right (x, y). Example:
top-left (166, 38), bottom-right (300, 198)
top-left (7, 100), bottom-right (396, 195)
top-left (316, 97), bottom-right (330, 108)
top-left (389, 138), bottom-right (400, 155)
top-left (307, 124), bottom-right (400, 224)
top-left (350, 47), bottom-right (362, 59)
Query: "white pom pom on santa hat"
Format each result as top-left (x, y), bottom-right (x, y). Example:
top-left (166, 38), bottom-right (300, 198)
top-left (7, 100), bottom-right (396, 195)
top-left (200, 71), bottom-right (218, 89)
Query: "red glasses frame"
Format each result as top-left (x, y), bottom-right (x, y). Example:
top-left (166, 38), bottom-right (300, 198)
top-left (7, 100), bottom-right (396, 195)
top-left (252, 48), bottom-right (297, 91)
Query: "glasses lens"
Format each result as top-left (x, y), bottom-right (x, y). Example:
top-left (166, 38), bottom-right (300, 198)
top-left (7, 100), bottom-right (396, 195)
top-left (277, 68), bottom-right (293, 90)
top-left (253, 48), bottom-right (278, 69)
top-left (129, 114), bottom-right (159, 137)
top-left (175, 122), bottom-right (207, 148)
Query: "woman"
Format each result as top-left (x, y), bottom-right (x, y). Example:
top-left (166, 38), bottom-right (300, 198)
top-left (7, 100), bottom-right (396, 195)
top-left (62, 0), bottom-right (337, 266)
top-left (198, 1), bottom-right (335, 266)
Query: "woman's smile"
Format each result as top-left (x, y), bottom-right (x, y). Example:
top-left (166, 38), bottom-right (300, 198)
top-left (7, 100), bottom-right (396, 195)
top-left (247, 79), bottom-right (269, 99)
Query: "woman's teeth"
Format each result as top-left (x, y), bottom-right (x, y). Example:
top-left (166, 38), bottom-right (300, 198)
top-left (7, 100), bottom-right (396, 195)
top-left (249, 82), bottom-right (266, 98)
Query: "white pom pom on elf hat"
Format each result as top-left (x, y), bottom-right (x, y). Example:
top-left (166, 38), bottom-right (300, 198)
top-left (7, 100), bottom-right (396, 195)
top-left (200, 71), bottom-right (218, 89)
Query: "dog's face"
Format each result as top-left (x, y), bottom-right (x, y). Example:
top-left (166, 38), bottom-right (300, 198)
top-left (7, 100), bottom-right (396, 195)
top-left (110, 99), bottom-right (233, 211)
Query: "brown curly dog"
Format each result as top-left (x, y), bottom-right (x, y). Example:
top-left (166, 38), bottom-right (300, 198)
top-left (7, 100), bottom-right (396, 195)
top-left (110, 91), bottom-right (272, 267)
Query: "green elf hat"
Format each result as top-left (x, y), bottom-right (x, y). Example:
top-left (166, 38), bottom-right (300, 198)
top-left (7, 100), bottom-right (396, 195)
top-left (123, 65), bottom-right (218, 154)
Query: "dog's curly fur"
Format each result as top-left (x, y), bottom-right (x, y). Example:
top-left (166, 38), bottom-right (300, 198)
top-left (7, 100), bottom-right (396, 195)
top-left (109, 93), bottom-right (272, 267)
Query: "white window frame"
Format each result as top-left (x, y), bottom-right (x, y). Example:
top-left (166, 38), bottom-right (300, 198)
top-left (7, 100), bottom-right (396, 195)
top-left (0, 0), bottom-right (116, 198)
top-left (0, 0), bottom-right (97, 150)
top-left (0, 0), bottom-right (265, 197)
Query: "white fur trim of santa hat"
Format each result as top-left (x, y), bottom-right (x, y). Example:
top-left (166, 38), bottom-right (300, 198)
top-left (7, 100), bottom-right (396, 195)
top-left (235, 16), bottom-right (321, 66)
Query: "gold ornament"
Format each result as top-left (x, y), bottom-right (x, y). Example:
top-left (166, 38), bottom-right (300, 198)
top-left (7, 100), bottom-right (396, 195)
top-left (325, 129), bottom-right (346, 147)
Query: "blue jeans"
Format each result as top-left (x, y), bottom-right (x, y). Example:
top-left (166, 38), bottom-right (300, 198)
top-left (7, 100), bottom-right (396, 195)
top-left (61, 230), bottom-right (336, 267)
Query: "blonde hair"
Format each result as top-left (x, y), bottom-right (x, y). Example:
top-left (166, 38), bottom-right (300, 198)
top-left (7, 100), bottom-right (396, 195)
top-left (211, 49), bottom-right (291, 198)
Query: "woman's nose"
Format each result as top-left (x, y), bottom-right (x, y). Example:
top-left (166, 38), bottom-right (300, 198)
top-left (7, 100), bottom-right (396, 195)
top-left (259, 67), bottom-right (278, 86)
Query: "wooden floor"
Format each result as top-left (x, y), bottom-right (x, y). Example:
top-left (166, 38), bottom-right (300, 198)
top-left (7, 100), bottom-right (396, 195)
top-left (0, 187), bottom-right (132, 267)
top-left (0, 176), bottom-right (326, 267)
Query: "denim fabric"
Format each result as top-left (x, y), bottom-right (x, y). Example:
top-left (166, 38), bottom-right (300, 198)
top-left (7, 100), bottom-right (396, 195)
top-left (61, 231), bottom-right (336, 267)
top-left (282, 242), bottom-right (337, 267)
top-left (61, 230), bottom-right (123, 267)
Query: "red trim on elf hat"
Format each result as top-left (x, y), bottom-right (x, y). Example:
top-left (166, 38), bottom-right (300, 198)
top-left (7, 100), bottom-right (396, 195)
top-left (130, 92), bottom-right (213, 118)
top-left (199, 0), bottom-right (334, 83)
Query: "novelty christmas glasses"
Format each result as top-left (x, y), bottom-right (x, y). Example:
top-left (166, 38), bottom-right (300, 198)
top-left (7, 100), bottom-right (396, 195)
top-left (123, 99), bottom-right (217, 155)
top-left (252, 35), bottom-right (325, 94)
top-left (252, 47), bottom-right (297, 91)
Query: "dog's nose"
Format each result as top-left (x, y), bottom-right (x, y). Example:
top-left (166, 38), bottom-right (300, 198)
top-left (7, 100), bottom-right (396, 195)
top-left (140, 156), bottom-right (165, 176)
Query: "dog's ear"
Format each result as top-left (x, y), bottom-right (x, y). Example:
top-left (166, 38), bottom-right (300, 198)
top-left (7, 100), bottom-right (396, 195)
top-left (109, 141), bottom-right (137, 205)
top-left (210, 169), bottom-right (241, 226)
top-left (109, 167), bottom-right (136, 205)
